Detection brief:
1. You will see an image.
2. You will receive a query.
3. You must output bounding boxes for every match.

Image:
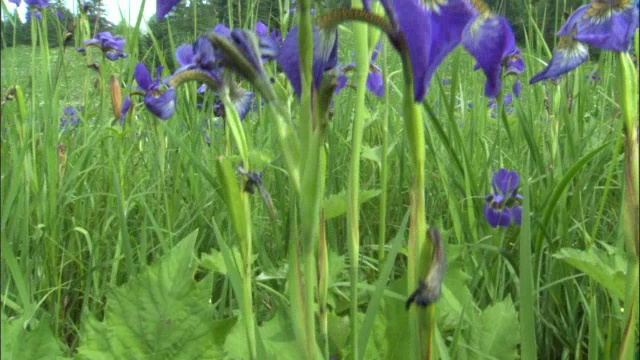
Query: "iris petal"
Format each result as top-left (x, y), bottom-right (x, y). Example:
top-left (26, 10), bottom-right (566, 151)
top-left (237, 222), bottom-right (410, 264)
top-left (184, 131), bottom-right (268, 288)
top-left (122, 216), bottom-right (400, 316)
top-left (157, 0), bottom-right (180, 20)
top-left (484, 204), bottom-right (512, 228)
top-left (529, 35), bottom-right (588, 84)
top-left (366, 71), bottom-right (384, 97)
top-left (134, 63), bottom-right (153, 91)
top-left (558, 2), bottom-right (639, 52)
top-left (463, 15), bottom-right (516, 97)
top-left (392, 0), bottom-right (432, 101)
top-left (144, 88), bottom-right (176, 120)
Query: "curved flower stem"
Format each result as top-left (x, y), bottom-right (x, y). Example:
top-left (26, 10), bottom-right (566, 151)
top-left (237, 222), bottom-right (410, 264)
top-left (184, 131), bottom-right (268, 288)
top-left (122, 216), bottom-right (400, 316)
top-left (399, 50), bottom-right (432, 359)
top-left (296, 0), bottom-right (321, 358)
top-left (616, 51), bottom-right (639, 360)
top-left (347, 3), bottom-right (369, 358)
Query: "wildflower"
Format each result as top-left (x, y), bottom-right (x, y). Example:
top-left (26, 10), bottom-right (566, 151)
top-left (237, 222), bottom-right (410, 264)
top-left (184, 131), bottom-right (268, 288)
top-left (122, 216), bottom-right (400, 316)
top-left (60, 106), bottom-right (81, 133)
top-left (77, 32), bottom-right (128, 61)
top-left (335, 42), bottom-right (384, 97)
top-left (120, 96), bottom-right (131, 124)
top-left (277, 25), bottom-right (339, 98)
top-left (503, 47), bottom-right (525, 76)
top-left (213, 84), bottom-right (255, 121)
top-left (358, 0), bottom-right (518, 101)
top-left (157, 0), bottom-right (180, 19)
top-left (174, 36), bottom-right (222, 86)
top-left (134, 63), bottom-right (176, 120)
top-left (483, 169), bottom-right (523, 227)
top-left (513, 80), bottom-right (522, 98)
top-left (11, 0), bottom-right (49, 22)
top-left (530, 0), bottom-right (639, 84)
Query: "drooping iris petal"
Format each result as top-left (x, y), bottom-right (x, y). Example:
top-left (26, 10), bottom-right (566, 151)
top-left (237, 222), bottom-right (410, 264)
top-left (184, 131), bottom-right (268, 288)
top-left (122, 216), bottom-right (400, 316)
top-left (144, 87), bottom-right (176, 120)
top-left (513, 80), bottom-right (522, 98)
top-left (25, 0), bottom-right (49, 7)
top-left (366, 71), bottom-right (384, 97)
top-left (529, 33), bottom-right (588, 84)
top-left (391, 0), bottom-right (432, 101)
top-left (423, 0), bottom-right (477, 96)
top-left (463, 15), bottom-right (516, 97)
top-left (175, 44), bottom-right (194, 67)
top-left (256, 21), bottom-right (268, 37)
top-left (157, 0), bottom-right (180, 20)
top-left (504, 47), bottom-right (525, 75)
top-left (120, 96), bottom-right (131, 123)
top-left (335, 73), bottom-right (348, 94)
top-left (230, 29), bottom-right (264, 76)
top-left (558, 1), bottom-right (639, 52)
top-left (277, 26), bottom-right (338, 98)
top-left (230, 87), bottom-right (255, 121)
top-left (511, 205), bottom-right (523, 225)
top-left (81, 32), bottom-right (128, 61)
top-left (213, 24), bottom-right (232, 38)
top-left (484, 202), bottom-right (512, 228)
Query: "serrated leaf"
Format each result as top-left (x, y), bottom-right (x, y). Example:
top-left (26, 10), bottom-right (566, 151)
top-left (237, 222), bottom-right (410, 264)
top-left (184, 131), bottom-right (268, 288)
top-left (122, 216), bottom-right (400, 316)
top-left (1, 315), bottom-right (68, 360)
top-left (361, 142), bottom-right (397, 165)
top-left (224, 311), bottom-right (298, 359)
top-left (469, 297), bottom-right (519, 360)
top-left (323, 189), bottom-right (380, 220)
top-left (553, 247), bottom-right (626, 299)
top-left (77, 230), bottom-right (236, 360)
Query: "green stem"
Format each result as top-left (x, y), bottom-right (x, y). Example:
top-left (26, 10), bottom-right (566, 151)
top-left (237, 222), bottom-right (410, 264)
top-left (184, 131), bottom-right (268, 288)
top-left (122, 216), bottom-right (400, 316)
top-left (347, 4), bottom-right (368, 358)
top-left (400, 51), bottom-right (431, 360)
top-left (378, 40), bottom-right (389, 264)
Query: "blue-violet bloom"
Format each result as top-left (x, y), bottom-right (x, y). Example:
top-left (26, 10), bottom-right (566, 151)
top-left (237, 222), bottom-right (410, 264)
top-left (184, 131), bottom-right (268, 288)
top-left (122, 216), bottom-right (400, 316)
top-left (530, 0), bottom-right (638, 84)
top-left (157, 0), bottom-right (180, 19)
top-left (134, 63), bottom-right (176, 120)
top-left (484, 168), bottom-right (523, 227)
top-left (77, 32), bottom-right (128, 61)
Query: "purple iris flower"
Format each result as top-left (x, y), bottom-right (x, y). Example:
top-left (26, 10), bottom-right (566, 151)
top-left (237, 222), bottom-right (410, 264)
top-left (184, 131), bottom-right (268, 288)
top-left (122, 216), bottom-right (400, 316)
top-left (513, 80), bottom-right (523, 98)
top-left (11, 0), bottom-right (49, 6)
top-left (174, 36), bottom-right (222, 85)
top-left (530, 0), bottom-right (638, 84)
top-left (157, 0), bottom-right (180, 19)
top-left (213, 84), bottom-right (255, 121)
top-left (504, 47), bottom-right (525, 76)
top-left (26, 9), bottom-right (42, 22)
top-left (77, 32), bottom-right (128, 61)
top-left (529, 32), bottom-right (588, 84)
top-left (120, 96), bottom-right (131, 124)
top-left (370, 0), bottom-right (517, 101)
top-left (462, 14), bottom-right (517, 98)
top-left (60, 106), bottom-right (81, 133)
top-left (277, 26), bottom-right (338, 98)
top-left (134, 63), bottom-right (176, 120)
top-left (254, 22), bottom-right (281, 61)
top-left (483, 168), bottom-right (523, 227)
top-left (335, 42), bottom-right (384, 97)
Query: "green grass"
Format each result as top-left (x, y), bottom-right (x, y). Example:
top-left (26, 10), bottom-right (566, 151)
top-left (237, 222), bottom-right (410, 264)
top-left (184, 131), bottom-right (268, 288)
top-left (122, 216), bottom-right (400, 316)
top-left (1, 3), bottom-right (637, 360)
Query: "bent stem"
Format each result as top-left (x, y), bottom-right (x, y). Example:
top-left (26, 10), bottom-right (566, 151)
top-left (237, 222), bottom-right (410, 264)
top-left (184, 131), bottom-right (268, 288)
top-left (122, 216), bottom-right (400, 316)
top-left (348, 4), bottom-right (368, 358)
top-left (399, 51), bottom-right (432, 359)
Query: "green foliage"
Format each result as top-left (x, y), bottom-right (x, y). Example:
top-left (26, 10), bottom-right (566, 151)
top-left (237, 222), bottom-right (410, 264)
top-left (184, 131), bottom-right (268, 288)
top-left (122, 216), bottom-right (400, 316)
top-left (1, 315), bottom-right (69, 360)
top-left (76, 230), bottom-right (236, 359)
top-left (468, 298), bottom-right (520, 360)
top-left (554, 246), bottom-right (627, 300)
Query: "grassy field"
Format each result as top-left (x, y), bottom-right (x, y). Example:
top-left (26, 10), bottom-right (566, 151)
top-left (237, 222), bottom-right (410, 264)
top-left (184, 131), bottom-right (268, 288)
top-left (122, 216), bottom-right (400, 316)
top-left (1, 3), bottom-right (638, 360)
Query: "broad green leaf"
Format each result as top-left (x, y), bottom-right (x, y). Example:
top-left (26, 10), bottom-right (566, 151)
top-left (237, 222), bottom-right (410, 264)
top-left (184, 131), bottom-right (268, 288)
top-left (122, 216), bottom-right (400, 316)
top-left (361, 142), bottom-right (397, 165)
top-left (224, 311), bottom-right (297, 359)
top-left (77, 230), bottom-right (236, 360)
top-left (323, 189), bottom-right (380, 220)
top-left (553, 246), bottom-right (627, 299)
top-left (438, 263), bottom-right (476, 332)
top-left (469, 297), bottom-right (520, 360)
top-left (1, 315), bottom-right (68, 360)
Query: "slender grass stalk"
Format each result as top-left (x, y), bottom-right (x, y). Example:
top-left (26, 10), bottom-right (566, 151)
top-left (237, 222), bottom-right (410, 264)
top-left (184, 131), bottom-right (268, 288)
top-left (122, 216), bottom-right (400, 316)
top-left (347, 3), bottom-right (369, 358)
top-left (377, 39), bottom-right (389, 265)
top-left (616, 50), bottom-right (639, 360)
top-left (519, 174), bottom-right (537, 360)
top-left (296, 0), bottom-right (321, 358)
top-left (398, 50), bottom-right (430, 359)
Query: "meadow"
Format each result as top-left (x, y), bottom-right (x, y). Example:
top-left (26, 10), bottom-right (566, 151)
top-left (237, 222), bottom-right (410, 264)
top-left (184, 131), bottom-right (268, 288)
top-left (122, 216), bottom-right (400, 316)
top-left (1, 1), bottom-right (638, 359)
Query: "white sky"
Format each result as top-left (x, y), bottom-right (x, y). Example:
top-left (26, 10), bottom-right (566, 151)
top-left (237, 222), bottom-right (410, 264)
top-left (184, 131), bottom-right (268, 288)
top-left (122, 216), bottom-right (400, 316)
top-left (3, 0), bottom-right (158, 29)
